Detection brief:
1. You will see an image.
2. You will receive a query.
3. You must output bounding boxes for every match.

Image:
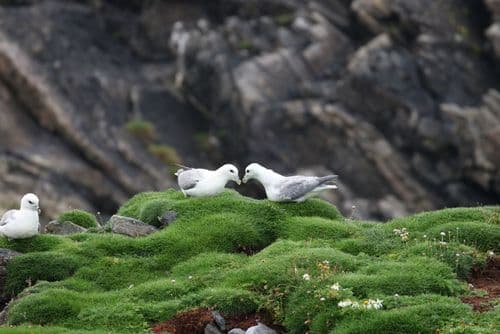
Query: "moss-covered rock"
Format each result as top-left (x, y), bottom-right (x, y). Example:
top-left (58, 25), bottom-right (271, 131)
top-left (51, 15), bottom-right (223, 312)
top-left (58, 210), bottom-right (98, 228)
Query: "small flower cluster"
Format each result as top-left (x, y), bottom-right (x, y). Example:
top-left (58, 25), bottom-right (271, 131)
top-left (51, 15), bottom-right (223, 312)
top-left (316, 282), bottom-right (352, 303)
top-left (393, 228), bottom-right (409, 241)
top-left (338, 298), bottom-right (383, 310)
top-left (317, 260), bottom-right (331, 279)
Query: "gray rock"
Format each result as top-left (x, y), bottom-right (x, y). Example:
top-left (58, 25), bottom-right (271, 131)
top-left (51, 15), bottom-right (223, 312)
top-left (211, 310), bottom-right (226, 331)
top-left (45, 220), bottom-right (88, 235)
top-left (245, 322), bottom-right (277, 334)
top-left (228, 329), bottom-right (246, 334)
top-left (487, 23), bottom-right (500, 59)
top-left (0, 248), bottom-right (21, 265)
top-left (109, 215), bottom-right (158, 237)
top-left (159, 210), bottom-right (177, 228)
top-left (205, 323), bottom-right (224, 334)
top-left (0, 248), bottom-right (22, 321)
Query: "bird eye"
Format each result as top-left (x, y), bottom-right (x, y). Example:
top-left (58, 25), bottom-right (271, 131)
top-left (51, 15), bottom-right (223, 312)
top-left (246, 170), bottom-right (249, 173)
top-left (28, 200), bottom-right (33, 204)
top-left (230, 169), bottom-right (235, 173)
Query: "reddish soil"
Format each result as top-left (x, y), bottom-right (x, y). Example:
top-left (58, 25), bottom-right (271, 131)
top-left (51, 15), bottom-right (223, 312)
top-left (461, 256), bottom-right (500, 312)
top-left (152, 308), bottom-right (284, 334)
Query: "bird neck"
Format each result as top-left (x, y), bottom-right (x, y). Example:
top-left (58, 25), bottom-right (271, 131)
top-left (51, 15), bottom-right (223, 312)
top-left (213, 169), bottom-right (231, 185)
top-left (256, 167), bottom-right (283, 187)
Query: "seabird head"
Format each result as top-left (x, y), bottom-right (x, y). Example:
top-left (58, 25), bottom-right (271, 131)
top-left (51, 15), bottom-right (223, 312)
top-left (218, 164), bottom-right (241, 185)
top-left (20, 193), bottom-right (40, 212)
top-left (242, 163), bottom-right (266, 183)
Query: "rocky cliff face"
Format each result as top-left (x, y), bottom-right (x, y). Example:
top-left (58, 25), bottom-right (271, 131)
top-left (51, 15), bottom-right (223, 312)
top-left (0, 0), bottom-right (499, 220)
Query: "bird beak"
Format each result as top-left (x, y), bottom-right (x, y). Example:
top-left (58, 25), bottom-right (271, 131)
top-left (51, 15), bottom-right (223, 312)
top-left (236, 179), bottom-right (241, 185)
top-left (37, 208), bottom-right (41, 214)
top-left (242, 176), bottom-right (248, 184)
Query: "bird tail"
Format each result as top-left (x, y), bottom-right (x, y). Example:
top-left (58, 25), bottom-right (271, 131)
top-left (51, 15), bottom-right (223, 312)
top-left (172, 163), bottom-right (192, 176)
top-left (318, 175), bottom-right (338, 185)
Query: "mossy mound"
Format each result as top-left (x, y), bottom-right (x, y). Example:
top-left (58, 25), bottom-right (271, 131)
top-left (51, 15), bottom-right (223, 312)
top-left (57, 210), bottom-right (98, 228)
top-left (0, 191), bottom-right (498, 334)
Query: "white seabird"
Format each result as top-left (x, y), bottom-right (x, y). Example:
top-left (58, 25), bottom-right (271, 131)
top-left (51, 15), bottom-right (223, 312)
top-left (0, 193), bottom-right (40, 239)
top-left (175, 164), bottom-right (241, 197)
top-left (242, 163), bottom-right (338, 202)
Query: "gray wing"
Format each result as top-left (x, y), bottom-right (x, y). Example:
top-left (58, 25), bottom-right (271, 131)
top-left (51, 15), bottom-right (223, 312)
top-left (177, 169), bottom-right (205, 190)
top-left (0, 210), bottom-right (17, 226)
top-left (278, 176), bottom-right (323, 201)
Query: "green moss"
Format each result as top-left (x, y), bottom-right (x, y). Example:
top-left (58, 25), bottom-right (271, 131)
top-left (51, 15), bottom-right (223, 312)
top-left (333, 302), bottom-right (472, 334)
top-left (117, 190), bottom-right (182, 219)
top-left (0, 326), bottom-right (109, 334)
top-left (275, 198), bottom-right (343, 220)
top-left (401, 242), bottom-right (481, 279)
top-left (148, 144), bottom-right (182, 166)
top-left (388, 207), bottom-right (496, 231)
top-left (9, 289), bottom-right (82, 325)
top-left (335, 257), bottom-right (463, 297)
top-left (424, 222), bottom-right (500, 251)
top-left (237, 40), bottom-right (253, 50)
top-left (58, 210), bottom-right (97, 228)
top-left (138, 199), bottom-right (172, 227)
top-left (275, 13), bottom-right (294, 26)
top-left (129, 279), bottom-right (192, 301)
top-left (5, 253), bottom-right (81, 295)
top-left (125, 120), bottom-right (157, 142)
top-left (181, 288), bottom-right (261, 315)
top-left (77, 302), bottom-right (148, 333)
top-left (171, 252), bottom-right (247, 278)
top-left (281, 217), bottom-right (360, 241)
top-left (0, 235), bottom-right (68, 253)
top-left (74, 257), bottom-right (161, 291)
top-left (138, 300), bottom-right (180, 324)
top-left (2, 193), bottom-right (497, 333)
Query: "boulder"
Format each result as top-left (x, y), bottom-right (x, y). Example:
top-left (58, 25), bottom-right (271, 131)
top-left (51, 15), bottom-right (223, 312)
top-left (204, 323), bottom-right (224, 334)
top-left (159, 210), bottom-right (177, 228)
top-left (211, 310), bottom-right (226, 331)
top-left (108, 215), bottom-right (158, 237)
top-left (45, 221), bottom-right (88, 235)
top-left (0, 248), bottom-right (22, 317)
top-left (228, 329), bottom-right (246, 334)
top-left (245, 322), bottom-right (277, 334)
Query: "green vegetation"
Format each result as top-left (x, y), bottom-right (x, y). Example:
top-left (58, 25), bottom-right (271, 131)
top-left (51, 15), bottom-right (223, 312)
top-left (275, 13), bottom-right (294, 26)
top-left (125, 120), bottom-right (157, 142)
top-left (147, 144), bottom-right (182, 166)
top-left (0, 190), bottom-right (498, 333)
top-left (58, 210), bottom-right (98, 228)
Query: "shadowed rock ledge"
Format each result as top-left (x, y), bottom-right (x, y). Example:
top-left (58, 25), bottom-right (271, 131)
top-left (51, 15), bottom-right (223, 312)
top-left (0, 0), bottom-right (499, 219)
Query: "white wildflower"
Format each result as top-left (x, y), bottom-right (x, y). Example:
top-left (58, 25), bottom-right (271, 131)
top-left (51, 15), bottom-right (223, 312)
top-left (320, 297), bottom-right (326, 301)
top-left (188, 275), bottom-right (193, 280)
top-left (302, 273), bottom-right (311, 281)
top-left (331, 283), bottom-right (341, 291)
top-left (171, 279), bottom-right (176, 283)
top-left (373, 299), bottom-right (383, 310)
top-left (338, 299), bottom-right (352, 308)
top-left (487, 251), bottom-right (495, 257)
top-left (440, 232), bottom-right (446, 236)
